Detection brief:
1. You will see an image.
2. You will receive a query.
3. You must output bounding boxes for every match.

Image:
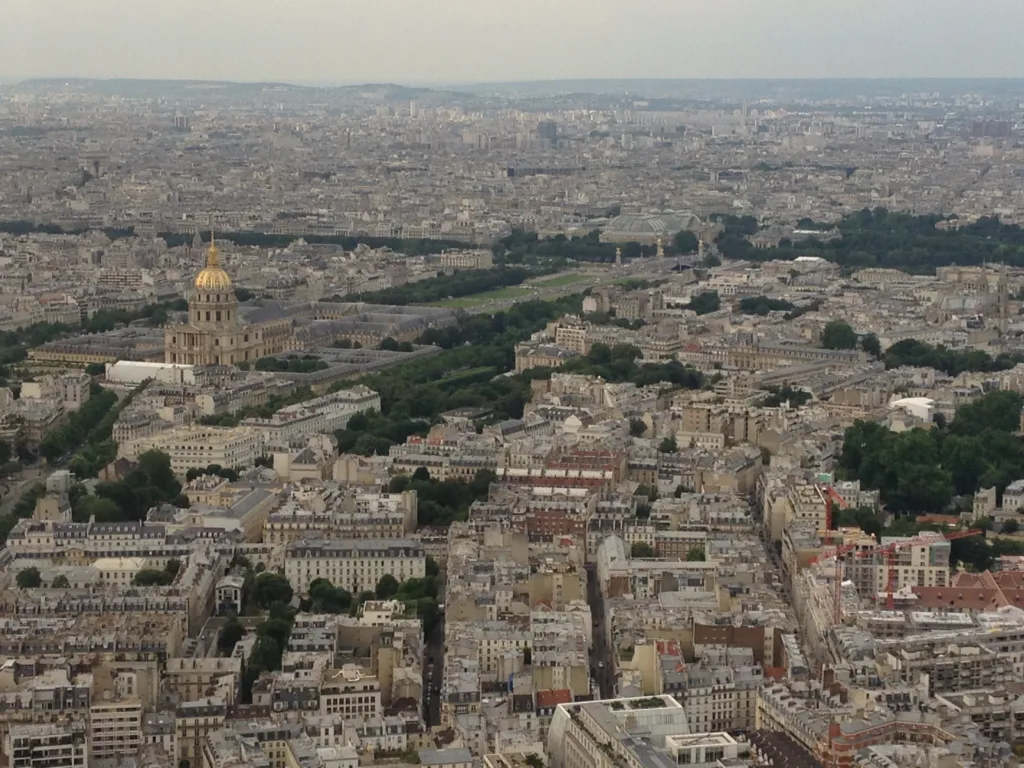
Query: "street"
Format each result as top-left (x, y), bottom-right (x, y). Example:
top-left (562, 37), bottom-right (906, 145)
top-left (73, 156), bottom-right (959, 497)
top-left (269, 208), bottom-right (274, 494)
top-left (423, 613), bottom-right (444, 726)
top-left (586, 563), bottom-right (614, 699)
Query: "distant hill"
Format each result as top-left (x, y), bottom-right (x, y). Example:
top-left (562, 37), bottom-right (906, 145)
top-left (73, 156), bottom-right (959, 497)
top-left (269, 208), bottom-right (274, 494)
top-left (7, 78), bottom-right (482, 108)
top-left (8, 76), bottom-right (1024, 108)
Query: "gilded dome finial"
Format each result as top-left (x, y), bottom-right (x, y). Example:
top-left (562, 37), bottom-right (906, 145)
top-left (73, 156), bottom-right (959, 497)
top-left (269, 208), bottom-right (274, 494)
top-left (194, 229), bottom-right (232, 292)
top-left (207, 230), bottom-right (220, 268)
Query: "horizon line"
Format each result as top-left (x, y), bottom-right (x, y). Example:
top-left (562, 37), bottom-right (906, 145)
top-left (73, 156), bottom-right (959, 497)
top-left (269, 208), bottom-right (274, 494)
top-left (5, 74), bottom-right (1024, 89)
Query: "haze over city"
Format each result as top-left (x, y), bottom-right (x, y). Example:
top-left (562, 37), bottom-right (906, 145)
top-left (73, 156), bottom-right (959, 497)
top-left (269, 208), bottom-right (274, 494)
top-left (3, 0), bottom-right (1024, 83)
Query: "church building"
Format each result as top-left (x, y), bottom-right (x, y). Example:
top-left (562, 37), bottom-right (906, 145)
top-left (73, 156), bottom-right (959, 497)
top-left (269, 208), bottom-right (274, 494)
top-left (164, 237), bottom-right (292, 366)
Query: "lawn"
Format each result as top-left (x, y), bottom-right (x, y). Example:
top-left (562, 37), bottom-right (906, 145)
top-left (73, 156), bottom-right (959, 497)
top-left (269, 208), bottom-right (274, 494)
top-left (532, 273), bottom-right (591, 288)
top-left (429, 286), bottom-right (531, 308)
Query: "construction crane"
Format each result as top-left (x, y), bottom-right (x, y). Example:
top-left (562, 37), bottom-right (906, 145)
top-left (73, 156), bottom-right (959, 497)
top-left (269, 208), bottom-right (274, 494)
top-left (808, 542), bottom-right (860, 624)
top-left (816, 484), bottom-right (850, 545)
top-left (806, 486), bottom-right (854, 623)
top-left (856, 528), bottom-right (984, 610)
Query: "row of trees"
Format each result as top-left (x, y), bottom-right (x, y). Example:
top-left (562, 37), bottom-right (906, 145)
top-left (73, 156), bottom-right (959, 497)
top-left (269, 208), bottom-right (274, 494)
top-left (496, 229), bottom-right (656, 265)
top-left (65, 450), bottom-right (188, 525)
top-left (334, 266), bottom-right (539, 306)
top-left (6, 452), bottom-right (185, 548)
top-left (132, 559), bottom-right (181, 587)
top-left (85, 299), bottom-right (187, 333)
top-left (300, 568), bottom-right (443, 633)
top-left (200, 387), bottom-right (314, 427)
top-left (37, 385), bottom-right (118, 464)
top-left (685, 291), bottom-right (721, 315)
top-left (761, 386), bottom-right (812, 408)
top-left (839, 390), bottom-right (1024, 515)
top-left (535, 342), bottom-right (704, 390)
top-left (882, 338), bottom-right (1024, 376)
top-left (253, 355), bottom-right (328, 373)
top-left (389, 469), bottom-right (495, 527)
top-left (162, 230), bottom-right (467, 257)
top-left (820, 320), bottom-right (882, 357)
top-left (718, 207), bottom-right (1024, 274)
top-left (65, 382), bottom-right (148, 479)
top-left (736, 296), bottom-right (796, 316)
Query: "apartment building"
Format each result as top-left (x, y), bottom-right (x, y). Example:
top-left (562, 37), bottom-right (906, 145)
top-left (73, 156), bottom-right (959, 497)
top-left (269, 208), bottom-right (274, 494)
top-left (882, 644), bottom-right (1011, 696)
top-left (266, 489), bottom-right (419, 544)
top-left (241, 386), bottom-right (380, 445)
top-left (284, 538), bottom-right (425, 593)
top-left (439, 250), bottom-right (493, 269)
top-left (547, 696), bottom-right (741, 768)
top-left (164, 658), bottom-right (242, 704)
top-left (175, 697), bottom-right (226, 768)
top-left (90, 700), bottom-right (143, 766)
top-left (319, 665), bottom-right (383, 720)
top-left (853, 536), bottom-right (951, 600)
top-left (514, 343), bottom-right (579, 374)
top-left (119, 425), bottom-right (266, 476)
top-left (59, 373), bottom-right (92, 412)
top-left (7, 723), bottom-right (88, 768)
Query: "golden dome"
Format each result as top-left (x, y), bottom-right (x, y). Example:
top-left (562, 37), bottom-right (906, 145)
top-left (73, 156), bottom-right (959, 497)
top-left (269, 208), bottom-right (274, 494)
top-left (194, 235), bottom-right (232, 292)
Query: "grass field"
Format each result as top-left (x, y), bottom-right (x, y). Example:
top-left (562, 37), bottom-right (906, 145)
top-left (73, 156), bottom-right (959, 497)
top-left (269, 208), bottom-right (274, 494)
top-left (532, 272), bottom-right (591, 288)
top-left (430, 286), bottom-right (532, 308)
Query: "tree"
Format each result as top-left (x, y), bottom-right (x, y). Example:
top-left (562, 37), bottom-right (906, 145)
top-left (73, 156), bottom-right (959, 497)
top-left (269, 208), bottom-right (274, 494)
top-left (133, 569), bottom-right (174, 586)
top-left (821, 320), bottom-right (858, 350)
top-left (52, 575), bottom-right (70, 588)
top-left (412, 466), bottom-right (431, 482)
top-left (686, 291), bottom-right (720, 315)
top-left (630, 542), bottom-right (655, 558)
top-left (137, 450), bottom-right (179, 496)
top-left (659, 437), bottom-right (678, 454)
top-left (673, 230), bottom-right (699, 255)
top-left (379, 337), bottom-right (400, 352)
top-left (16, 567), bottom-right (41, 588)
top-left (252, 573), bottom-right (293, 610)
top-left (308, 578), bottom-right (351, 614)
top-left (165, 559), bottom-right (181, 578)
top-left (0, 440), bottom-right (12, 466)
top-left (218, 615), bottom-right (245, 654)
top-left (701, 252), bottom-right (722, 268)
top-left (425, 556), bottom-right (440, 578)
top-left (376, 574), bottom-right (400, 599)
top-left (635, 484), bottom-right (658, 502)
top-left (860, 333), bottom-right (882, 358)
top-left (686, 547), bottom-right (706, 562)
top-left (1003, 519), bottom-right (1020, 534)
top-left (629, 419), bottom-right (647, 437)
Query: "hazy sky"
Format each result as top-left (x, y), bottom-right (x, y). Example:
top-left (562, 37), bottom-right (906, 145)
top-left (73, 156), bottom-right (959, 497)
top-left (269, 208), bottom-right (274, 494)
top-left (3, 0), bottom-right (1024, 84)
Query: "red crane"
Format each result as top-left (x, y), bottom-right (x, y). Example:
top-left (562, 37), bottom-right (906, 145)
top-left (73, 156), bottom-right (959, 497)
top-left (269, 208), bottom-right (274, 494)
top-left (856, 528), bottom-right (984, 610)
top-left (809, 485), bottom-right (854, 623)
top-left (817, 484), bottom-right (850, 544)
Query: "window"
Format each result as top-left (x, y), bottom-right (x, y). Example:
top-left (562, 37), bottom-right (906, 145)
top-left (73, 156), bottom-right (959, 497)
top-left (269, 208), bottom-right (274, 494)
top-left (205, 311), bottom-right (211, 321)
top-left (216, 311), bottom-right (222, 321)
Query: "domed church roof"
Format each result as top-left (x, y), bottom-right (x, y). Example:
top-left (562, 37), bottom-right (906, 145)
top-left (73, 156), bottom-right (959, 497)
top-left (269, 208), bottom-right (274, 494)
top-left (194, 235), bottom-right (232, 292)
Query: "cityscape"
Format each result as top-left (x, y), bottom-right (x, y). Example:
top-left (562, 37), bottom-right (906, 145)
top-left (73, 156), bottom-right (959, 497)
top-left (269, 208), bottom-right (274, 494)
top-left (4, 6), bottom-right (1024, 768)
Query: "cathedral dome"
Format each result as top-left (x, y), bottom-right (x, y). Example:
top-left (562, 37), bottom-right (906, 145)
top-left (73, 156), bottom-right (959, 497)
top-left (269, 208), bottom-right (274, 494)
top-left (194, 237), bottom-right (232, 292)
